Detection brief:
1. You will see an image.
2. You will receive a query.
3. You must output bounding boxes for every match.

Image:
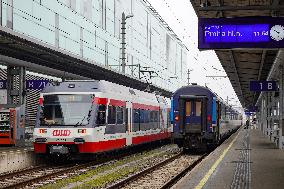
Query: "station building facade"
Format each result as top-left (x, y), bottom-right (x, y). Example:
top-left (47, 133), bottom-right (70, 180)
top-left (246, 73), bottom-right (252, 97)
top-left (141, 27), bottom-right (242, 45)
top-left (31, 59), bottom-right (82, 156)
top-left (0, 0), bottom-right (188, 91)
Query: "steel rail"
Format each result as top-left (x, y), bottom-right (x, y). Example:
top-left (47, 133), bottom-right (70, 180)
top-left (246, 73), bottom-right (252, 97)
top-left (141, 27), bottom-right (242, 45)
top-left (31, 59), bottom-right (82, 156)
top-left (106, 152), bottom-right (183, 189)
top-left (2, 162), bottom-right (96, 189)
top-left (160, 154), bottom-right (207, 189)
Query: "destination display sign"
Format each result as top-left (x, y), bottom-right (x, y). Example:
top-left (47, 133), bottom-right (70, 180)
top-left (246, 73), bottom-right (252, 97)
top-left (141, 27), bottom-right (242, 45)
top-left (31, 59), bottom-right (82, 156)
top-left (198, 17), bottom-right (284, 49)
top-left (250, 81), bottom-right (277, 92)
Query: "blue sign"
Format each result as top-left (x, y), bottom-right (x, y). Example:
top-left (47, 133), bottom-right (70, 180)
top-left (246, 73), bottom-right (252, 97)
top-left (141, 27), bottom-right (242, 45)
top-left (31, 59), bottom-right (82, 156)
top-left (248, 106), bottom-right (258, 112)
top-left (26, 80), bottom-right (49, 90)
top-left (250, 81), bottom-right (277, 92)
top-left (245, 111), bottom-right (253, 116)
top-left (199, 17), bottom-right (284, 49)
top-left (0, 80), bottom-right (7, 89)
top-left (0, 80), bottom-right (49, 90)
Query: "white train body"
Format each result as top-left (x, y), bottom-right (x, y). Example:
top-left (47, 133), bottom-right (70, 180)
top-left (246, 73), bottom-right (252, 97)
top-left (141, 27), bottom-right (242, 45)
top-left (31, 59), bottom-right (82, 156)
top-left (33, 81), bottom-right (171, 154)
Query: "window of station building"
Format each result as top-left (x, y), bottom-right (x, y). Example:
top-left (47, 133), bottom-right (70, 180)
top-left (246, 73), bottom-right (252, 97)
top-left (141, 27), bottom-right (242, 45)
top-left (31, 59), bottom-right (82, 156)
top-left (116, 107), bottom-right (123, 124)
top-left (185, 101), bottom-right (191, 116)
top-left (96, 104), bottom-right (106, 125)
top-left (195, 101), bottom-right (202, 116)
top-left (107, 105), bottom-right (116, 124)
top-left (59, 0), bottom-right (77, 10)
top-left (80, 0), bottom-right (92, 20)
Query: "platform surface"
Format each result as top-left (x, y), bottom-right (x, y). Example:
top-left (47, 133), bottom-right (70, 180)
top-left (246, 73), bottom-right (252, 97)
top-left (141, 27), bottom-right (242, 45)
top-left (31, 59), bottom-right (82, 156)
top-left (173, 127), bottom-right (284, 189)
top-left (0, 146), bottom-right (33, 153)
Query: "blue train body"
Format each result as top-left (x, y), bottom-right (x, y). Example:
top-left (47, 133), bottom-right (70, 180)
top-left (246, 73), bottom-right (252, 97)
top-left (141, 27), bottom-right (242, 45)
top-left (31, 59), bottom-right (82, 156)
top-left (171, 85), bottom-right (242, 150)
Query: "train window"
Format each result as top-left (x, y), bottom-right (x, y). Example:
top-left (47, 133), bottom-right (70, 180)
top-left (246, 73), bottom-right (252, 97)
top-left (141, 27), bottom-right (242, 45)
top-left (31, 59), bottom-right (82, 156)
top-left (96, 105), bottom-right (106, 126)
top-left (54, 105), bottom-right (62, 118)
top-left (140, 110), bottom-right (145, 123)
top-left (144, 110), bottom-right (150, 123)
top-left (43, 105), bottom-right (52, 119)
top-left (185, 101), bottom-right (191, 116)
top-left (108, 105), bottom-right (116, 124)
top-left (117, 107), bottom-right (123, 124)
top-left (125, 108), bottom-right (128, 125)
top-left (195, 101), bottom-right (202, 116)
top-left (134, 109), bottom-right (140, 123)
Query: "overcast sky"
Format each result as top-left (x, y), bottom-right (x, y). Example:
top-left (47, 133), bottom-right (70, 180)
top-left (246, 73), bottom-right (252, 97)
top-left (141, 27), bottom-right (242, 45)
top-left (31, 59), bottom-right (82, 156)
top-left (148, 0), bottom-right (242, 109)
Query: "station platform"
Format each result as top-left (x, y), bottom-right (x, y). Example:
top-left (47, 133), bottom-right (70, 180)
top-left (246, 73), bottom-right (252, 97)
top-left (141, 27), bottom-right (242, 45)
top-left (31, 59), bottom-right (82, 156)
top-left (0, 146), bottom-right (37, 174)
top-left (173, 127), bottom-right (284, 189)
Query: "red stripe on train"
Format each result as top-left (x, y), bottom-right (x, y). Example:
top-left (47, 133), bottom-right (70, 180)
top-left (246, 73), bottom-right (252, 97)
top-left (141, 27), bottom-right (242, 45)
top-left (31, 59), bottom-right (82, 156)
top-left (132, 132), bottom-right (170, 145)
top-left (132, 103), bottom-right (160, 111)
top-left (34, 139), bottom-right (126, 153)
top-left (109, 99), bottom-right (126, 107)
top-left (34, 132), bottom-right (170, 154)
top-left (93, 97), bottom-right (108, 105)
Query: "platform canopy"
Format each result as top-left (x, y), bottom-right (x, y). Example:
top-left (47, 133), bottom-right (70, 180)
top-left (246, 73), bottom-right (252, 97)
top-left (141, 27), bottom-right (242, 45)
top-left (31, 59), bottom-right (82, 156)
top-left (191, 0), bottom-right (284, 108)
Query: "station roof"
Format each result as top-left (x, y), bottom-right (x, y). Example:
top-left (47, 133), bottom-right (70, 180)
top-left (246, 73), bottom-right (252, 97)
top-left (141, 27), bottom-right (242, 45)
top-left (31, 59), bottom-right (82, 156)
top-left (190, 0), bottom-right (284, 108)
top-left (0, 26), bottom-right (172, 97)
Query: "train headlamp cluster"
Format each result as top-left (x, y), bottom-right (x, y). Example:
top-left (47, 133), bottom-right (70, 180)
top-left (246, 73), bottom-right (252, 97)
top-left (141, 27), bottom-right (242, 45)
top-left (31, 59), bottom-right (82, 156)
top-left (35, 138), bottom-right (47, 143)
top-left (39, 129), bottom-right (47, 134)
top-left (78, 129), bottom-right (86, 134)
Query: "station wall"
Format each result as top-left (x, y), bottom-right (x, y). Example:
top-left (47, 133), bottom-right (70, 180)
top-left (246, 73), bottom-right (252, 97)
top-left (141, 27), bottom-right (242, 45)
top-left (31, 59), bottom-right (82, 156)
top-left (0, 0), bottom-right (188, 91)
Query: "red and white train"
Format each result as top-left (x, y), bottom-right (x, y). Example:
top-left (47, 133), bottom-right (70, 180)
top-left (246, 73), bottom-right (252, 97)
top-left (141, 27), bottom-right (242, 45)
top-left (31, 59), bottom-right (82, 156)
top-left (33, 80), bottom-right (172, 155)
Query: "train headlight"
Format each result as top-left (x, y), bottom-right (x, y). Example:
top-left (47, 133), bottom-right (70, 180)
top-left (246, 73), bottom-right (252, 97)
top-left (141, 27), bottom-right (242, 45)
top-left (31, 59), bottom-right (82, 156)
top-left (39, 129), bottom-right (47, 134)
top-left (74, 138), bottom-right (85, 144)
top-left (174, 116), bottom-right (179, 121)
top-left (78, 129), bottom-right (86, 134)
top-left (35, 138), bottom-right (47, 143)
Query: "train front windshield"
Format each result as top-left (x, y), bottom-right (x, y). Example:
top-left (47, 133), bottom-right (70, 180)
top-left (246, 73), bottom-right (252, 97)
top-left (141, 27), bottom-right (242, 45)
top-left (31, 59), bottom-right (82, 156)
top-left (40, 94), bottom-right (94, 126)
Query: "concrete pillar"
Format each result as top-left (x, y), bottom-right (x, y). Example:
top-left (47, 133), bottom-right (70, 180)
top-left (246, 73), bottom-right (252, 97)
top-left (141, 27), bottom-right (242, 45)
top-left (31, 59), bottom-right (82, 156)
top-left (279, 66), bottom-right (283, 149)
top-left (7, 66), bottom-right (26, 106)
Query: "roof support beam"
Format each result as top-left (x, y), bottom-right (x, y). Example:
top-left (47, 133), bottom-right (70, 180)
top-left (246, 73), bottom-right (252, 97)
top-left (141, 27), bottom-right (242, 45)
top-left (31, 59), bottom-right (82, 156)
top-left (217, 0), bottom-right (224, 17)
top-left (228, 50), bottom-right (244, 105)
top-left (197, 5), bottom-right (284, 11)
top-left (271, 0), bottom-right (280, 16)
top-left (257, 50), bottom-right (267, 81)
top-left (253, 50), bottom-right (267, 104)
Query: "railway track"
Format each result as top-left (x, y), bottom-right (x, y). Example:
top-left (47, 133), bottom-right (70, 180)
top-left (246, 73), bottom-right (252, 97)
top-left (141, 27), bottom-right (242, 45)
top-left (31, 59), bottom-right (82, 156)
top-left (0, 144), bottom-right (180, 189)
top-left (107, 153), bottom-right (206, 189)
top-left (0, 162), bottom-right (93, 189)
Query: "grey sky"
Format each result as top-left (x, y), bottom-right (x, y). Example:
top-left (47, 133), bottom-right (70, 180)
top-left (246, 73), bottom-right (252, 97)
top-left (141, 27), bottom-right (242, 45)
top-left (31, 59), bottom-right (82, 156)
top-left (148, 0), bottom-right (242, 109)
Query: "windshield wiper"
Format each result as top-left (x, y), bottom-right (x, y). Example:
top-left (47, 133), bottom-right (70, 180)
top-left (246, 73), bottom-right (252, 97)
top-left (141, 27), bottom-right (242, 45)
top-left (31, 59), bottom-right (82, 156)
top-left (74, 100), bottom-right (94, 127)
top-left (74, 116), bottom-right (87, 127)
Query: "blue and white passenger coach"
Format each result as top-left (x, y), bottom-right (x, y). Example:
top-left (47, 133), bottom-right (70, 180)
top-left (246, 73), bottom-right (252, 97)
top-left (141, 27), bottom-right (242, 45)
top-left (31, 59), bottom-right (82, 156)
top-left (171, 84), bottom-right (242, 150)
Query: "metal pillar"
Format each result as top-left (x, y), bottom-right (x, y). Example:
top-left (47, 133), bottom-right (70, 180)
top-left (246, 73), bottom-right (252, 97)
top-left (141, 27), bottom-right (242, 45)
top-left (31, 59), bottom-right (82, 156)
top-left (121, 12), bottom-right (133, 74)
top-left (279, 66), bottom-right (284, 149)
top-left (121, 12), bottom-right (127, 74)
top-left (7, 66), bottom-right (26, 106)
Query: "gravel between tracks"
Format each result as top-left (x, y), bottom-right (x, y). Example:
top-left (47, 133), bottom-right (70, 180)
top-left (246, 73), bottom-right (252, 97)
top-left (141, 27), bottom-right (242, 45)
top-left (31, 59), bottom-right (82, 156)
top-left (120, 155), bottom-right (201, 189)
top-left (24, 144), bottom-right (180, 189)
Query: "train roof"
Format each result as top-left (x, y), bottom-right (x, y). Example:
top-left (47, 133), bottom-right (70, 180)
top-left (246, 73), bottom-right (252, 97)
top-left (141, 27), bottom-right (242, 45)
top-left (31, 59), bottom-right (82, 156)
top-left (173, 85), bottom-right (239, 113)
top-left (41, 80), bottom-right (169, 105)
top-left (173, 85), bottom-right (216, 99)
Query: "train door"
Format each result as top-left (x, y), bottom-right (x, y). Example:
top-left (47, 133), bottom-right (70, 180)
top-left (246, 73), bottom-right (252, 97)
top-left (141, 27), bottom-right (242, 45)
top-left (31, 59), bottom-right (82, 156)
top-left (125, 101), bottom-right (132, 146)
top-left (216, 101), bottom-right (221, 140)
top-left (179, 97), bottom-right (206, 133)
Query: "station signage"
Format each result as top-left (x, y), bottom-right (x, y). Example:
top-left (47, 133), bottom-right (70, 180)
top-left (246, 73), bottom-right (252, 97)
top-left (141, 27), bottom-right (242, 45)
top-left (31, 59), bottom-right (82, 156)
top-left (0, 80), bottom-right (49, 90)
top-left (250, 81), bottom-right (277, 92)
top-left (245, 111), bottom-right (253, 116)
top-left (198, 17), bottom-right (284, 49)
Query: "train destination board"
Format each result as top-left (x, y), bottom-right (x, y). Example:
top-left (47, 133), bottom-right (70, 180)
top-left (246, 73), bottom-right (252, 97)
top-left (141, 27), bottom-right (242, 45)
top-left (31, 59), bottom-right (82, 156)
top-left (198, 17), bottom-right (284, 49)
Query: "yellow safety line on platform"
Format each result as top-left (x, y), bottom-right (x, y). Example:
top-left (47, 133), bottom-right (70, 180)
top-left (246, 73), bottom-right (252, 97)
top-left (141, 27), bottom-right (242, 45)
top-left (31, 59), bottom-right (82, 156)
top-left (194, 131), bottom-right (241, 189)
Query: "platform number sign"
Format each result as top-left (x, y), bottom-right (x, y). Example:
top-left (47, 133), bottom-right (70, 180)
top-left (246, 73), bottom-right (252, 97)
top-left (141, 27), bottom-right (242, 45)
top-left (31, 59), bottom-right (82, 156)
top-left (250, 81), bottom-right (277, 92)
top-left (0, 80), bottom-right (49, 90)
